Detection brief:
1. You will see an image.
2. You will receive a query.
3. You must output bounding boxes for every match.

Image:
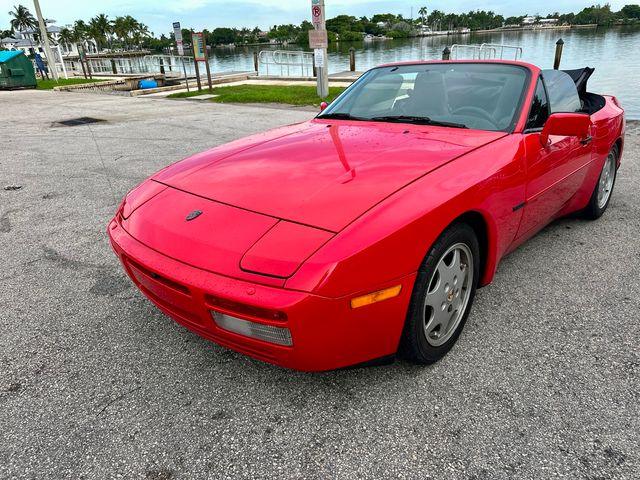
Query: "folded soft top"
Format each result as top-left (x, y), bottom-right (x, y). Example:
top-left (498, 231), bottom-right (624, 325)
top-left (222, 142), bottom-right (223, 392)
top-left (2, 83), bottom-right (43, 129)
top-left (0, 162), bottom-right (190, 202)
top-left (562, 67), bottom-right (595, 97)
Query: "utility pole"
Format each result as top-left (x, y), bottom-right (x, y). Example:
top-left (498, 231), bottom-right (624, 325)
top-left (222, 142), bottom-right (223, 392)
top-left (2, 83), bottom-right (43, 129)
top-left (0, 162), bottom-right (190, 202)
top-left (310, 0), bottom-right (328, 98)
top-left (33, 0), bottom-right (59, 81)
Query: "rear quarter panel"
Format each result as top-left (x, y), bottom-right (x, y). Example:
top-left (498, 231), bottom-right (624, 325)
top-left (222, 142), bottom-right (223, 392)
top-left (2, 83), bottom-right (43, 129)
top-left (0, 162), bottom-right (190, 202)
top-left (558, 96), bottom-right (625, 216)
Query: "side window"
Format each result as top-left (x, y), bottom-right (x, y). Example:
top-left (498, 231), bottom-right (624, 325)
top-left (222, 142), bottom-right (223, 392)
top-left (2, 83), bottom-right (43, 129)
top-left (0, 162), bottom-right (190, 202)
top-left (541, 69), bottom-right (582, 114)
top-left (525, 78), bottom-right (549, 130)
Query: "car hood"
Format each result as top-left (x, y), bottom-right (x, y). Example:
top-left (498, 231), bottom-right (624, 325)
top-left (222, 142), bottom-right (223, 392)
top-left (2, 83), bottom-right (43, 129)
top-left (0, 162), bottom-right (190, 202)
top-left (154, 120), bottom-right (506, 232)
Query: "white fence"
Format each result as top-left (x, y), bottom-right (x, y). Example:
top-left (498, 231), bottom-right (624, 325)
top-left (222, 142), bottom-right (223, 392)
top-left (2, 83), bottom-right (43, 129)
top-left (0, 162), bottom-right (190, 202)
top-left (258, 50), bottom-right (314, 77)
top-left (450, 43), bottom-right (523, 61)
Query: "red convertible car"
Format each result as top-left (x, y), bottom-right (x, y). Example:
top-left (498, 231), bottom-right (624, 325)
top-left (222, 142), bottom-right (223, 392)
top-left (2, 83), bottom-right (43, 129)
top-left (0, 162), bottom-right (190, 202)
top-left (108, 60), bottom-right (624, 371)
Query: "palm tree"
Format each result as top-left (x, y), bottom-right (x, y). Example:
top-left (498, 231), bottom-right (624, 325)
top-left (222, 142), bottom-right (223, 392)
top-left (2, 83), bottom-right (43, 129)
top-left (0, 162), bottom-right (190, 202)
top-left (8, 4), bottom-right (37, 52)
top-left (88, 14), bottom-right (111, 51)
top-left (132, 22), bottom-right (150, 48)
top-left (57, 27), bottom-right (73, 53)
top-left (8, 4), bottom-right (37, 33)
top-left (111, 16), bottom-right (129, 48)
top-left (72, 19), bottom-right (88, 42)
top-left (418, 6), bottom-right (428, 26)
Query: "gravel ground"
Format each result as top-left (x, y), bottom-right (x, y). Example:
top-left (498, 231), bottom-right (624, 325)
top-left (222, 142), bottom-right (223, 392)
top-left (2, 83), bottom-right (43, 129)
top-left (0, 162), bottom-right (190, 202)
top-left (0, 90), bottom-right (638, 479)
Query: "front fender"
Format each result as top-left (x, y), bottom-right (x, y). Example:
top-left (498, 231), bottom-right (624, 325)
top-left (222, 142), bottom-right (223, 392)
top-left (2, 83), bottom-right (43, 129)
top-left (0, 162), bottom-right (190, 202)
top-left (286, 135), bottom-right (527, 297)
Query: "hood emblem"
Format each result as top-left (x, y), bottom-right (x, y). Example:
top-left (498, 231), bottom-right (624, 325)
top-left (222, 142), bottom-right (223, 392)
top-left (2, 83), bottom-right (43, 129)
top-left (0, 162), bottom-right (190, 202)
top-left (186, 210), bottom-right (203, 221)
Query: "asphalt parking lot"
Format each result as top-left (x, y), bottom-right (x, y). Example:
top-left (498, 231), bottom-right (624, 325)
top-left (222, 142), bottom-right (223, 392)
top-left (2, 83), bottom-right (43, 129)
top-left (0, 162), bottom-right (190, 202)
top-left (1, 90), bottom-right (638, 479)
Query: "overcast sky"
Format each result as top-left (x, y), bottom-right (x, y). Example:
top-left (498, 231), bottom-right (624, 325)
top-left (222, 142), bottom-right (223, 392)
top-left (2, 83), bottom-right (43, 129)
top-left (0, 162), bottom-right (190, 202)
top-left (0, 0), bottom-right (630, 36)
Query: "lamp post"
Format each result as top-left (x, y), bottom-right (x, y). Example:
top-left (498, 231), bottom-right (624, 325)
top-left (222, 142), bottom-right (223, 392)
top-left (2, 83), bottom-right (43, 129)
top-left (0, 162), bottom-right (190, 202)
top-left (33, 0), bottom-right (58, 81)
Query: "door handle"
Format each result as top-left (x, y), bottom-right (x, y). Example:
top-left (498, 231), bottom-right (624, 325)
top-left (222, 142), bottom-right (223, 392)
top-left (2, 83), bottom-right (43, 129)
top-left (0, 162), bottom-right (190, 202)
top-left (580, 135), bottom-right (593, 145)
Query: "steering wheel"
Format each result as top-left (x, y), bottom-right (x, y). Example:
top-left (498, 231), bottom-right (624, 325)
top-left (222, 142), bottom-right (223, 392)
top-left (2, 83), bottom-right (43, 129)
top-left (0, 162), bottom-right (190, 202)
top-left (451, 106), bottom-right (497, 126)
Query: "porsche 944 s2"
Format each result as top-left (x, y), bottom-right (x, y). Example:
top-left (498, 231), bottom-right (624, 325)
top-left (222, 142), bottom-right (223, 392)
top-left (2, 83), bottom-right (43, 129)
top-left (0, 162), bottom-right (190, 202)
top-left (108, 60), bottom-right (624, 371)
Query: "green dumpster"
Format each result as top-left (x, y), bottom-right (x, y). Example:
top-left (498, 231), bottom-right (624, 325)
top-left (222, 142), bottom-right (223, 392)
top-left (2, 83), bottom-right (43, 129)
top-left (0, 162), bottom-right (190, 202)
top-left (0, 51), bottom-right (37, 89)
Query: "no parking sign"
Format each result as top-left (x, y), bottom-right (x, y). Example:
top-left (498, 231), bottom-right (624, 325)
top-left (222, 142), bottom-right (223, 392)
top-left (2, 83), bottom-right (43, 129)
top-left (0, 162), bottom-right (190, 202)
top-left (311, 0), bottom-right (324, 29)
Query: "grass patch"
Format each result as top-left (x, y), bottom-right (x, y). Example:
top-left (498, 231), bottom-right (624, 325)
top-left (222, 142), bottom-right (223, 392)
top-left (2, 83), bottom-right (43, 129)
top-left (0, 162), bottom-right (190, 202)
top-left (37, 78), bottom-right (108, 90)
top-left (168, 84), bottom-right (346, 106)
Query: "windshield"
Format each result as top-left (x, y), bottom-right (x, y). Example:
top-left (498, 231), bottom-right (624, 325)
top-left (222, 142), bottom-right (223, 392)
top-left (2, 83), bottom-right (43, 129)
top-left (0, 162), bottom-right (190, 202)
top-left (319, 63), bottom-right (530, 132)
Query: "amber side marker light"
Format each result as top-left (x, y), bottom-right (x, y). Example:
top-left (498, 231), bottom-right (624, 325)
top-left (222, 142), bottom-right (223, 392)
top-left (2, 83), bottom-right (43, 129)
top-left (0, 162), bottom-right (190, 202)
top-left (350, 285), bottom-right (402, 309)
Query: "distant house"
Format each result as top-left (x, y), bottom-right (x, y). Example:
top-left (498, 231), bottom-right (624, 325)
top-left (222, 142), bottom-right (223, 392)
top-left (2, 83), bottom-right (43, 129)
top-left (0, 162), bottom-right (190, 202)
top-left (522, 16), bottom-right (536, 25)
top-left (1, 23), bottom-right (97, 58)
top-left (1, 36), bottom-right (20, 50)
top-left (538, 18), bottom-right (558, 25)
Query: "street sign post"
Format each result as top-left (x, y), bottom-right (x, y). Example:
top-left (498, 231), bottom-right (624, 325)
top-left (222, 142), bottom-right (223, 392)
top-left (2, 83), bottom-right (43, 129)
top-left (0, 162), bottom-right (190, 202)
top-left (192, 32), bottom-right (205, 91)
top-left (309, 0), bottom-right (328, 97)
top-left (308, 29), bottom-right (328, 49)
top-left (173, 22), bottom-right (184, 56)
top-left (192, 32), bottom-right (213, 92)
top-left (173, 22), bottom-right (190, 92)
top-left (77, 44), bottom-right (88, 79)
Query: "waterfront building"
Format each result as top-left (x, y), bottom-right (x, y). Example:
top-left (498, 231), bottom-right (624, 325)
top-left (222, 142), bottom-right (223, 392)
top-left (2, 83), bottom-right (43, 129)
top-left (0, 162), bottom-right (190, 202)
top-left (0, 23), bottom-right (97, 58)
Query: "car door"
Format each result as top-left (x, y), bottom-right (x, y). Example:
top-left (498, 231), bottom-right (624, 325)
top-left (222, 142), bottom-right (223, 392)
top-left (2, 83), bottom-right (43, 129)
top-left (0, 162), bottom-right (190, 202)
top-left (516, 73), bottom-right (593, 238)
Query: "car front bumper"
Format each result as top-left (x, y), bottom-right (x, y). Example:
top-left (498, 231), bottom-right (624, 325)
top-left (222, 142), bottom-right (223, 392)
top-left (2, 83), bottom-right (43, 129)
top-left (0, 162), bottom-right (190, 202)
top-left (108, 218), bottom-right (415, 371)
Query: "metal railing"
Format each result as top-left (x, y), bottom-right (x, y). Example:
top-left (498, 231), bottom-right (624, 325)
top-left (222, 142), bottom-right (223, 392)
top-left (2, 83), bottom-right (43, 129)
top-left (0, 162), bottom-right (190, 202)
top-left (258, 50), bottom-right (314, 77)
top-left (450, 43), bottom-right (523, 61)
top-left (143, 55), bottom-right (194, 77)
top-left (81, 56), bottom-right (149, 74)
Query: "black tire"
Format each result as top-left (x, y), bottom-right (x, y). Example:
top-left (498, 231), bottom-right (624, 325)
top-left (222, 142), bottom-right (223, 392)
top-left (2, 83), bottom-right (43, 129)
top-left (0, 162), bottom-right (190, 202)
top-left (582, 144), bottom-right (619, 220)
top-left (399, 223), bottom-right (480, 364)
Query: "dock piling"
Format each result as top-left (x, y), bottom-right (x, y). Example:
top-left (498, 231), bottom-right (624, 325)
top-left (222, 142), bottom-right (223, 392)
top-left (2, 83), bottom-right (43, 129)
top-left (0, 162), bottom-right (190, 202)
top-left (554, 38), bottom-right (564, 70)
top-left (349, 47), bottom-right (356, 72)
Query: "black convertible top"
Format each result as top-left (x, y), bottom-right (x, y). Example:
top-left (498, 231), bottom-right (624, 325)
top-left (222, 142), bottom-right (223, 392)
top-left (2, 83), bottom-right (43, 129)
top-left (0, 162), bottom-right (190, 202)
top-left (560, 67), bottom-right (604, 114)
top-left (562, 67), bottom-right (595, 97)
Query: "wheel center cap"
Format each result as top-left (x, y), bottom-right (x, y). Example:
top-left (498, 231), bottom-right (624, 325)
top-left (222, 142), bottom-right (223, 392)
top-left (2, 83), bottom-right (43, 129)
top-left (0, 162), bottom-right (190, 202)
top-left (447, 288), bottom-right (455, 302)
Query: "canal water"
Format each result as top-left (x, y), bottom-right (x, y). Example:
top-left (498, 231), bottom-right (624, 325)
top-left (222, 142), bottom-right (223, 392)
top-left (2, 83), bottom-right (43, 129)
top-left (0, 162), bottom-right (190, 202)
top-left (207, 26), bottom-right (640, 118)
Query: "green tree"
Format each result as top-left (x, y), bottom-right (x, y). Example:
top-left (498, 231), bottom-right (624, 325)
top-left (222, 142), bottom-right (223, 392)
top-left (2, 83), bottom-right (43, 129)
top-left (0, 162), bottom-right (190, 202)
top-left (180, 28), bottom-right (193, 45)
top-left (210, 27), bottom-right (237, 45)
top-left (88, 14), bottom-right (111, 51)
top-left (294, 20), bottom-right (313, 46)
top-left (574, 4), bottom-right (615, 25)
top-left (504, 16), bottom-right (524, 25)
top-left (8, 4), bottom-right (36, 34)
top-left (268, 24), bottom-right (299, 42)
top-left (371, 13), bottom-right (398, 26)
top-left (620, 4), bottom-right (640, 19)
top-left (57, 27), bottom-right (74, 50)
top-left (112, 15), bottom-right (139, 49)
top-left (131, 22), bottom-right (149, 47)
top-left (418, 6), bottom-right (428, 25)
top-left (72, 20), bottom-right (88, 42)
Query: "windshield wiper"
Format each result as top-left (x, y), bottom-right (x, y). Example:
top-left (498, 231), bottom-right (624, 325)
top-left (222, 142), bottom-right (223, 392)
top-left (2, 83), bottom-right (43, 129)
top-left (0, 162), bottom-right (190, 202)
top-left (370, 115), bottom-right (468, 129)
top-left (317, 112), bottom-right (366, 121)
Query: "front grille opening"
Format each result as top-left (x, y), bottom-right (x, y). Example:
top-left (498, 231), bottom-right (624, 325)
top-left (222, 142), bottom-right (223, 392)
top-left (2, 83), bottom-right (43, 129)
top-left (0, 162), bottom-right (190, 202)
top-left (126, 258), bottom-right (191, 296)
top-left (54, 117), bottom-right (105, 127)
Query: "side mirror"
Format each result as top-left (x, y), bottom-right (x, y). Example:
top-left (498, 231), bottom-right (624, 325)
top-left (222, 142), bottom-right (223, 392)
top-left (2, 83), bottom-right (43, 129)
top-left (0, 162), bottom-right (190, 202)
top-left (320, 101), bottom-right (328, 112)
top-left (540, 113), bottom-right (591, 146)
